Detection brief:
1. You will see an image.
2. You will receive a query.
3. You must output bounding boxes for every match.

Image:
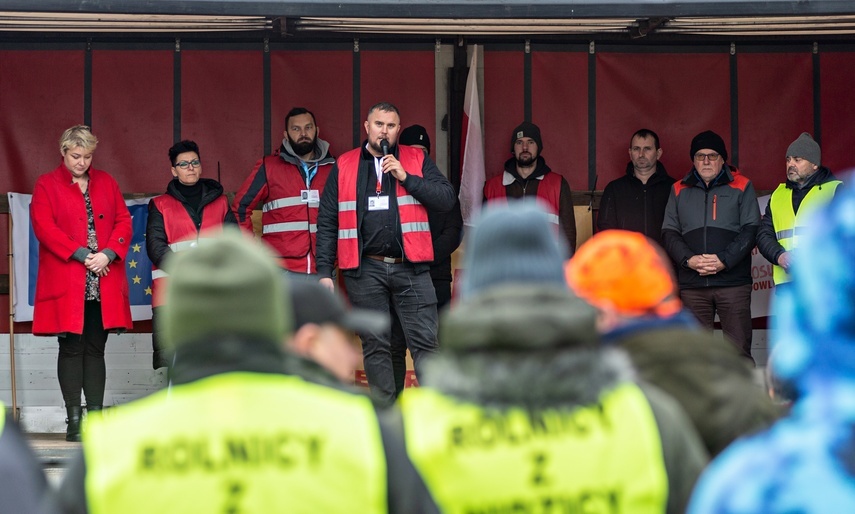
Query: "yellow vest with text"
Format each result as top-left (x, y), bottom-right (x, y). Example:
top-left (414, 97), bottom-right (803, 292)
top-left (83, 372), bottom-right (387, 514)
top-left (399, 383), bottom-right (668, 514)
top-left (769, 180), bottom-right (841, 284)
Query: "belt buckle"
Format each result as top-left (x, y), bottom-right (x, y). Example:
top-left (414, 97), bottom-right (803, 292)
top-left (383, 256), bottom-right (396, 264)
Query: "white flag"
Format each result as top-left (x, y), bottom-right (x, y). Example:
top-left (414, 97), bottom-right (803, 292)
top-left (459, 45), bottom-right (486, 227)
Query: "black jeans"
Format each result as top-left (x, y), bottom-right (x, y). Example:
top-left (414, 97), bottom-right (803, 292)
top-left (391, 278), bottom-right (450, 396)
top-left (57, 300), bottom-right (108, 407)
top-left (344, 258), bottom-right (438, 406)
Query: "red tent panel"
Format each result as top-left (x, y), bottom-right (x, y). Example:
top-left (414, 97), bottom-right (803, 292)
top-left (360, 50), bottom-right (435, 153)
top-left (595, 52), bottom-right (731, 185)
top-left (484, 50), bottom-right (524, 180)
top-left (181, 50), bottom-right (264, 192)
top-left (737, 52), bottom-right (813, 191)
top-left (270, 50), bottom-right (353, 158)
top-left (532, 50), bottom-right (589, 191)
top-left (92, 50), bottom-right (173, 193)
top-left (820, 52), bottom-right (855, 175)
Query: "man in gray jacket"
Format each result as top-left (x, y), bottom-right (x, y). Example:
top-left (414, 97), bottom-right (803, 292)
top-left (662, 130), bottom-right (760, 363)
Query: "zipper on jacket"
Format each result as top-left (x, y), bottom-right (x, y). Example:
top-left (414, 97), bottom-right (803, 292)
top-left (712, 194), bottom-right (717, 221)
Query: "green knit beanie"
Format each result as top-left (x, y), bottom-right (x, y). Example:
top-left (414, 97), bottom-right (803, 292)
top-left (161, 228), bottom-right (290, 350)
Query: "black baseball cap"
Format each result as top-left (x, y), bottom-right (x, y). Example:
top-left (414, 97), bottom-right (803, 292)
top-left (287, 280), bottom-right (388, 334)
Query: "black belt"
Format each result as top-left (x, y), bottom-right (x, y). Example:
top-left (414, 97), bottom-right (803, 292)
top-left (365, 255), bottom-right (406, 264)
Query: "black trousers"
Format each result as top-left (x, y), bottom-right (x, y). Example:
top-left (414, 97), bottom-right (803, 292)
top-left (57, 300), bottom-right (108, 407)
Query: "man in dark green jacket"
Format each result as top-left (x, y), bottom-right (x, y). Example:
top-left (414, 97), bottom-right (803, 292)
top-left (567, 229), bottom-right (780, 456)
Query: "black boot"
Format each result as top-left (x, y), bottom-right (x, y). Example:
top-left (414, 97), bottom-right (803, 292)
top-left (65, 405), bottom-right (83, 442)
top-left (87, 404), bottom-right (102, 412)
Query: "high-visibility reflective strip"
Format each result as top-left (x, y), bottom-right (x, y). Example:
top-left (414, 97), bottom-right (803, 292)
top-left (546, 213), bottom-right (560, 225)
top-left (339, 229), bottom-right (358, 239)
top-left (776, 227), bottom-right (810, 240)
top-left (263, 221), bottom-right (310, 234)
top-left (397, 195), bottom-right (422, 206)
top-left (262, 196), bottom-right (304, 212)
top-left (339, 200), bottom-right (357, 212)
top-left (169, 240), bottom-right (198, 252)
top-left (309, 224), bottom-right (317, 233)
top-left (151, 269), bottom-right (169, 279)
top-left (401, 222), bottom-right (431, 233)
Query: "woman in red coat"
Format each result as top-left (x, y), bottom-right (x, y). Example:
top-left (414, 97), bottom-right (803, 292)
top-left (30, 125), bottom-right (133, 441)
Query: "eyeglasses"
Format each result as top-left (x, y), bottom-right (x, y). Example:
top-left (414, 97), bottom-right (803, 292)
top-left (175, 159), bottom-right (201, 170)
top-left (694, 152), bottom-right (720, 162)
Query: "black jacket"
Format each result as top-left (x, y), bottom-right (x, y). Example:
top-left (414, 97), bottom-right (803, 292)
top-left (597, 161), bottom-right (675, 243)
top-left (756, 166), bottom-right (841, 265)
top-left (315, 143), bottom-right (456, 279)
top-left (428, 199), bottom-right (463, 282)
top-left (146, 178), bottom-right (237, 268)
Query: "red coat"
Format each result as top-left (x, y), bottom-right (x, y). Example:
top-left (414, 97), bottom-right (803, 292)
top-left (30, 163), bottom-right (133, 335)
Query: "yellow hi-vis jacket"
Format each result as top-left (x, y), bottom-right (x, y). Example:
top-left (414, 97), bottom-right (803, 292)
top-left (83, 372), bottom-right (387, 514)
top-left (399, 383), bottom-right (668, 514)
top-left (769, 180), bottom-right (841, 284)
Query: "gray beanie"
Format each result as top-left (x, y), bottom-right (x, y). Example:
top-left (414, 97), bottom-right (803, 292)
top-left (786, 132), bottom-right (821, 166)
top-left (459, 200), bottom-right (568, 299)
top-left (161, 228), bottom-right (291, 350)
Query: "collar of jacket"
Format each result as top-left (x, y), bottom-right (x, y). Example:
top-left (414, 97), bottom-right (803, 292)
top-left (684, 163), bottom-right (736, 189)
top-left (279, 137), bottom-right (335, 166)
top-left (602, 310), bottom-right (699, 344)
top-left (170, 336), bottom-right (288, 386)
top-left (624, 160), bottom-right (671, 184)
top-left (441, 285), bottom-right (598, 352)
top-left (785, 165), bottom-right (835, 190)
top-left (166, 177), bottom-right (224, 205)
top-left (503, 155), bottom-right (552, 185)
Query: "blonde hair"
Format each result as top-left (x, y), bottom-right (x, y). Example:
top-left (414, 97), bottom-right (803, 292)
top-left (59, 125), bottom-right (98, 154)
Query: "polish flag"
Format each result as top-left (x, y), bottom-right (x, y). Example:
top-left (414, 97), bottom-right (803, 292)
top-left (459, 45), bottom-right (485, 227)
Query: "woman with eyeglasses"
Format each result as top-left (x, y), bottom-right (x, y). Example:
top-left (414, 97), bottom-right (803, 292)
top-left (30, 125), bottom-right (133, 441)
top-left (145, 140), bottom-right (237, 371)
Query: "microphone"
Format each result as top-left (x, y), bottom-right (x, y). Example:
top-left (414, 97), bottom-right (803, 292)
top-left (380, 139), bottom-right (390, 156)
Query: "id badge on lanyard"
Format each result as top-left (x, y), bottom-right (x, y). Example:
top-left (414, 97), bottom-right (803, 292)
top-left (369, 156), bottom-right (390, 211)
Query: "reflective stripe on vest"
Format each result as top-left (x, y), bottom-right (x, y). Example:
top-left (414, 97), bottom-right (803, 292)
top-left (399, 383), bottom-right (668, 514)
top-left (483, 171), bottom-right (563, 225)
top-left (255, 156), bottom-right (332, 271)
top-left (769, 180), bottom-right (841, 284)
top-left (262, 196), bottom-right (307, 212)
top-left (83, 373), bottom-right (388, 514)
top-left (262, 221), bottom-right (317, 235)
top-left (335, 145), bottom-right (434, 269)
top-left (0, 401), bottom-right (5, 433)
top-left (150, 194), bottom-right (230, 307)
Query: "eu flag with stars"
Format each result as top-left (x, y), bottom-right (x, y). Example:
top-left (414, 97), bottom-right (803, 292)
top-left (126, 200), bottom-right (153, 306)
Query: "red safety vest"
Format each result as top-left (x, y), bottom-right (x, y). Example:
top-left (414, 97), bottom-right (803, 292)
top-left (483, 171), bottom-right (562, 225)
top-left (150, 194), bottom-right (231, 307)
top-left (257, 156), bottom-right (332, 273)
top-left (335, 145), bottom-right (434, 270)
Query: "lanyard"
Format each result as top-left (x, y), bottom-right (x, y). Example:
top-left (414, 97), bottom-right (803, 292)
top-left (374, 156), bottom-right (384, 195)
top-left (300, 161), bottom-right (318, 188)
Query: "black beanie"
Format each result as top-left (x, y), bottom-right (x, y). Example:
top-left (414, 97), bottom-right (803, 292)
top-left (690, 130), bottom-right (728, 162)
top-left (510, 122), bottom-right (543, 153)
top-left (399, 125), bottom-right (431, 153)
